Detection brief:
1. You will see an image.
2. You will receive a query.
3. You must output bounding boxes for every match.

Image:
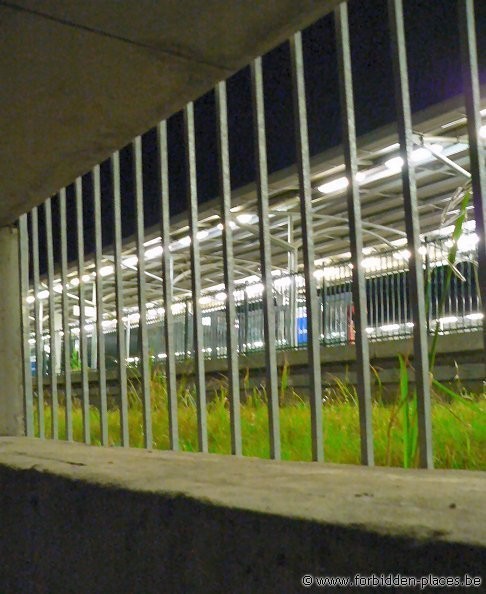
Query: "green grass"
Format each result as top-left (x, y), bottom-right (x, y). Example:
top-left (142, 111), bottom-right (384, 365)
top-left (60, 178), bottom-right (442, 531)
top-left (37, 379), bottom-right (485, 470)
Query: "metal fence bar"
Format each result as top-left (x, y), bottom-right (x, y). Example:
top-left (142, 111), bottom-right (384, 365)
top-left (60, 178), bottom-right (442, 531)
top-left (335, 3), bottom-right (374, 466)
top-left (157, 120), bottom-right (179, 450)
top-left (18, 214), bottom-right (34, 436)
top-left (133, 136), bottom-right (153, 449)
top-left (216, 80), bottom-right (242, 456)
top-left (251, 57), bottom-right (281, 460)
top-left (388, 0), bottom-right (433, 468)
top-left (112, 151), bottom-right (129, 447)
top-left (93, 164), bottom-right (109, 445)
top-left (289, 32), bottom-right (324, 462)
top-left (76, 177), bottom-right (90, 444)
top-left (44, 198), bottom-right (59, 439)
top-left (59, 189), bottom-right (73, 441)
top-left (31, 207), bottom-right (44, 438)
top-left (458, 0), bottom-right (486, 353)
top-left (184, 102), bottom-right (208, 453)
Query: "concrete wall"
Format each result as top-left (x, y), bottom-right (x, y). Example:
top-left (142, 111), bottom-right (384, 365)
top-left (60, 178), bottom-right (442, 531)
top-left (0, 438), bottom-right (484, 593)
top-left (0, 226), bottom-right (24, 436)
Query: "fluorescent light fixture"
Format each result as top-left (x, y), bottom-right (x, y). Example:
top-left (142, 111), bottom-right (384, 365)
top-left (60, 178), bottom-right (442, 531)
top-left (26, 295), bottom-right (35, 304)
top-left (145, 246), bottom-right (163, 260)
top-left (199, 296), bottom-right (213, 305)
top-left (479, 124), bottom-right (486, 139)
top-left (361, 256), bottom-right (381, 270)
top-left (384, 156), bottom-right (404, 171)
top-left (215, 292), bottom-right (227, 301)
top-left (393, 249), bottom-right (411, 260)
top-left (380, 324), bottom-right (400, 332)
top-left (70, 277), bottom-right (80, 287)
top-left (82, 274), bottom-right (92, 283)
top-left (197, 229), bottom-right (209, 241)
top-left (99, 265), bottom-right (114, 277)
top-left (411, 147), bottom-right (430, 163)
top-left (37, 290), bottom-right (50, 300)
top-left (439, 316), bottom-right (458, 325)
top-left (236, 213), bottom-right (254, 224)
top-left (178, 236), bottom-right (191, 247)
top-left (317, 176), bottom-right (349, 194)
top-left (123, 255), bottom-right (138, 268)
top-left (466, 312), bottom-right (484, 321)
top-left (53, 284), bottom-right (63, 294)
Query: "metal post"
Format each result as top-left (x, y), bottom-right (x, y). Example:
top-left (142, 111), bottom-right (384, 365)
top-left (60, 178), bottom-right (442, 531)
top-left (59, 189), bottom-right (73, 441)
top-left (133, 135), bottom-right (153, 449)
top-left (44, 198), bottom-right (59, 439)
top-left (76, 177), bottom-right (91, 444)
top-left (216, 81), bottom-right (242, 456)
top-left (335, 4), bottom-right (374, 466)
top-left (458, 0), bottom-right (486, 353)
top-left (290, 32), bottom-right (324, 462)
top-left (112, 151), bottom-right (129, 447)
top-left (388, 0), bottom-right (433, 468)
top-left (251, 58), bottom-right (281, 459)
top-left (19, 215), bottom-right (34, 436)
top-left (184, 102), bottom-right (208, 453)
top-left (31, 207), bottom-right (44, 438)
top-left (157, 121), bottom-right (179, 450)
top-left (93, 165), bottom-right (109, 445)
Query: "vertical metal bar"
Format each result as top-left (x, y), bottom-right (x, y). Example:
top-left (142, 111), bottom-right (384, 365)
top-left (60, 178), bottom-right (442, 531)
top-left (133, 136), bottom-right (153, 449)
top-left (44, 198), bottom-right (58, 439)
top-left (184, 102), bottom-right (208, 453)
top-left (59, 189), bottom-right (73, 441)
top-left (459, 0), bottom-right (486, 352)
top-left (335, 3), bottom-right (374, 465)
top-left (157, 121), bottom-right (179, 450)
top-left (76, 177), bottom-right (90, 444)
top-left (216, 81), bottom-right (242, 456)
top-left (19, 214), bottom-right (34, 436)
top-left (112, 151), bottom-right (129, 447)
top-left (31, 207), bottom-right (44, 438)
top-left (251, 58), bottom-right (281, 459)
top-left (388, 0), bottom-right (433, 468)
top-left (289, 32), bottom-right (324, 462)
top-left (93, 165), bottom-right (108, 445)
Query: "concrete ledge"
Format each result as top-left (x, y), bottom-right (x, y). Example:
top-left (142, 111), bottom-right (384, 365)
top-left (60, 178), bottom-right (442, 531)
top-left (0, 438), bottom-right (484, 593)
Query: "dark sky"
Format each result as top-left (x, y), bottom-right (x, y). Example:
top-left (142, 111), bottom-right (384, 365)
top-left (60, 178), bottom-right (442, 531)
top-left (36, 0), bottom-right (485, 271)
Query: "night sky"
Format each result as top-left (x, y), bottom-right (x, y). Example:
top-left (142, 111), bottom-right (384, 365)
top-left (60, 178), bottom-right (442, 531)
top-left (35, 0), bottom-right (485, 272)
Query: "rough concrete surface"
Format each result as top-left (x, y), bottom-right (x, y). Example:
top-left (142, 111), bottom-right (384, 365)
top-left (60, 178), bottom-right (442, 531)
top-left (0, 0), bottom-right (340, 225)
top-left (0, 437), bottom-right (484, 593)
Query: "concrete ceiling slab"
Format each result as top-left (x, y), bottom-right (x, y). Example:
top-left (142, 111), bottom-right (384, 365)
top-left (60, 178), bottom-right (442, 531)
top-left (0, 0), bottom-right (339, 226)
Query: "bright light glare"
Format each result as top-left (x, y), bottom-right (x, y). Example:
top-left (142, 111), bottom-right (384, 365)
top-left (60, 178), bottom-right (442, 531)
top-left (145, 246), bottom-right (163, 260)
top-left (411, 147), bottom-right (430, 163)
top-left (123, 256), bottom-right (138, 268)
top-left (215, 292), bottom-right (227, 301)
top-left (26, 295), bottom-right (35, 304)
top-left (466, 313), bottom-right (484, 321)
top-left (457, 233), bottom-right (478, 251)
top-left (317, 176), bottom-right (349, 194)
top-left (197, 229), bottom-right (209, 241)
top-left (99, 265), bottom-right (114, 277)
top-left (236, 213), bottom-right (254, 224)
top-left (384, 156), bottom-right (404, 171)
top-left (37, 290), bottom-right (50, 300)
top-left (480, 125), bottom-right (486, 139)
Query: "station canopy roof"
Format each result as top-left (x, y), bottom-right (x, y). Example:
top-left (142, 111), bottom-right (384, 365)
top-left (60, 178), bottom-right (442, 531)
top-left (30, 93), bottom-right (486, 320)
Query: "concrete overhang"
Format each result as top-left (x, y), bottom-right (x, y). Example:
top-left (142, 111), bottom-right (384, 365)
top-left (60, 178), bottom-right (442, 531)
top-left (0, 0), bottom-right (340, 227)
